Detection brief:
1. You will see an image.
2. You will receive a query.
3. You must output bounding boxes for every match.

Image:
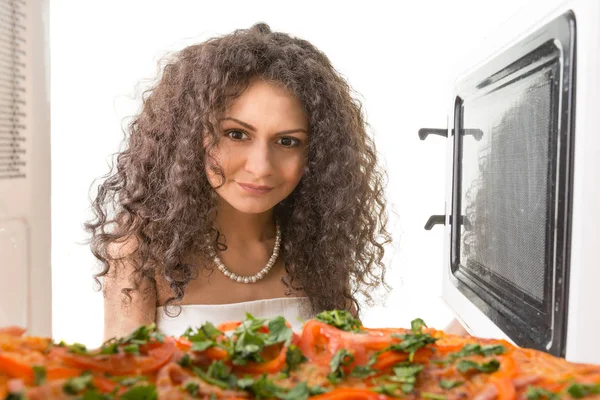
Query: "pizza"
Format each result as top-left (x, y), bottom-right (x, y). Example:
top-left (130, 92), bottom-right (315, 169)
top-left (1, 310), bottom-right (599, 399)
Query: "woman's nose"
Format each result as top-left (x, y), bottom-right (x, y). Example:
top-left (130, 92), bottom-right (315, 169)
top-left (244, 141), bottom-right (273, 178)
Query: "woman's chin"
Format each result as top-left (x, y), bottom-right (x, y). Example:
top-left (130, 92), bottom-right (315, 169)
top-left (226, 199), bottom-right (278, 215)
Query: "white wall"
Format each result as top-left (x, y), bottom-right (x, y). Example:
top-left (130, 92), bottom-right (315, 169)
top-left (50, 0), bottom-right (534, 347)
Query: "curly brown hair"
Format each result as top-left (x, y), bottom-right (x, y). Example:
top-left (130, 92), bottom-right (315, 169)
top-left (86, 22), bottom-right (391, 317)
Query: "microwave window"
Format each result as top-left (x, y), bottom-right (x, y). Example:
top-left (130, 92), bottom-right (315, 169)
top-left (459, 61), bottom-right (558, 310)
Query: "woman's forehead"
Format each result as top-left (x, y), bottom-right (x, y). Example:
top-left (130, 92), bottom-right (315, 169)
top-left (222, 80), bottom-right (308, 131)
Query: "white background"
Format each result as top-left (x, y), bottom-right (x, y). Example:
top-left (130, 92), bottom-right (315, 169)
top-left (50, 0), bottom-right (539, 346)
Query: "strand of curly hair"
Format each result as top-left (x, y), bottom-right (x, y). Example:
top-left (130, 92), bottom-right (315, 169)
top-left (86, 22), bottom-right (391, 318)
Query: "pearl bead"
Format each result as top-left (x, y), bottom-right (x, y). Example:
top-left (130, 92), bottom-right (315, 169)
top-left (211, 222), bottom-right (281, 284)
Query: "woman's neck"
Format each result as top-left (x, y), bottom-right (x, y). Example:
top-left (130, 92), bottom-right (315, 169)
top-left (214, 199), bottom-right (276, 245)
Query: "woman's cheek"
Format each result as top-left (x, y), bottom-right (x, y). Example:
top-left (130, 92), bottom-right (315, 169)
top-left (286, 158), bottom-right (306, 186)
top-left (204, 150), bottom-right (228, 188)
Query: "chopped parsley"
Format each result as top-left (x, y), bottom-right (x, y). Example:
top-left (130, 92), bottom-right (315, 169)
top-left (388, 318), bottom-right (438, 362)
top-left (99, 342), bottom-right (119, 355)
top-left (526, 382), bottom-right (600, 399)
top-left (372, 361), bottom-right (425, 396)
top-left (525, 386), bottom-right (561, 400)
top-left (119, 384), bottom-right (158, 400)
top-left (283, 345), bottom-right (308, 375)
top-left (372, 383), bottom-right (403, 397)
top-left (192, 360), bottom-right (237, 390)
top-left (32, 365), bottom-right (46, 386)
top-left (446, 343), bottom-right (505, 362)
top-left (66, 342), bottom-right (89, 355)
top-left (230, 314), bottom-right (292, 366)
top-left (237, 375), bottom-right (328, 400)
top-left (115, 376), bottom-right (147, 387)
top-left (327, 349), bottom-right (355, 383)
top-left (350, 356), bottom-right (377, 378)
top-left (422, 393), bottom-right (446, 399)
top-left (178, 353), bottom-right (193, 368)
top-left (567, 382), bottom-right (600, 398)
top-left (79, 391), bottom-right (112, 400)
top-left (61, 323), bottom-right (166, 358)
top-left (315, 310), bottom-right (362, 332)
top-left (184, 382), bottom-right (200, 396)
top-left (182, 322), bottom-right (223, 352)
top-left (455, 359), bottom-right (500, 374)
top-left (63, 373), bottom-right (95, 395)
top-left (122, 344), bottom-right (140, 355)
top-left (387, 362), bottom-right (424, 393)
top-left (439, 379), bottom-right (464, 389)
top-left (4, 393), bottom-right (25, 400)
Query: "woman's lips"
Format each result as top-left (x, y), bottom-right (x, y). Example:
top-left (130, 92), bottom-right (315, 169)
top-left (237, 182), bottom-right (274, 195)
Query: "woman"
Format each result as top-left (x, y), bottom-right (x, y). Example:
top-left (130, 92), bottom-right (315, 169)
top-left (87, 23), bottom-right (391, 340)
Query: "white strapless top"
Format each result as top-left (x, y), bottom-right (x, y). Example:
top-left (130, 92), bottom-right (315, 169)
top-left (156, 297), bottom-right (313, 337)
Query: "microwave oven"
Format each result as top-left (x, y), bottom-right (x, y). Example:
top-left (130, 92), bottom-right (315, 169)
top-left (421, 0), bottom-right (600, 363)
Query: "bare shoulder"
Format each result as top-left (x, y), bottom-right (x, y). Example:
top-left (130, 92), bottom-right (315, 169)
top-left (102, 235), bottom-right (156, 341)
top-left (106, 235), bottom-right (139, 262)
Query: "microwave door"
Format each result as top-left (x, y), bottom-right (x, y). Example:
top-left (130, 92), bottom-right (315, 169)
top-left (449, 12), bottom-right (575, 357)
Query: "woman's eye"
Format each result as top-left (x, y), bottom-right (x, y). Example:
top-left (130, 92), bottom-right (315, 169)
top-left (225, 130), bottom-right (248, 140)
top-left (277, 137), bottom-right (300, 147)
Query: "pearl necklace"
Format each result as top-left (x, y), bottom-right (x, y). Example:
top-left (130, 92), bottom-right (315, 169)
top-left (213, 223), bottom-right (281, 284)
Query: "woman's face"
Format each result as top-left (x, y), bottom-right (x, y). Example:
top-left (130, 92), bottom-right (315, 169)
top-left (206, 78), bottom-right (309, 215)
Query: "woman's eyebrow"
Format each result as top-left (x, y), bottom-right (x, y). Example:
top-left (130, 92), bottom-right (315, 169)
top-left (221, 117), bottom-right (308, 135)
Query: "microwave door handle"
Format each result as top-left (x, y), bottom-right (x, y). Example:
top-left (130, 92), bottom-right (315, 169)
top-left (463, 129), bottom-right (484, 141)
top-left (418, 128), bottom-right (448, 140)
top-left (417, 128), bottom-right (483, 141)
top-left (425, 215), bottom-right (446, 230)
top-left (424, 215), bottom-right (471, 230)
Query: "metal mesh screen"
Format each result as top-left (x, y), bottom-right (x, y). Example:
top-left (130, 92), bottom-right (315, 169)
top-left (0, 0), bottom-right (27, 180)
top-left (460, 67), bottom-right (556, 303)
